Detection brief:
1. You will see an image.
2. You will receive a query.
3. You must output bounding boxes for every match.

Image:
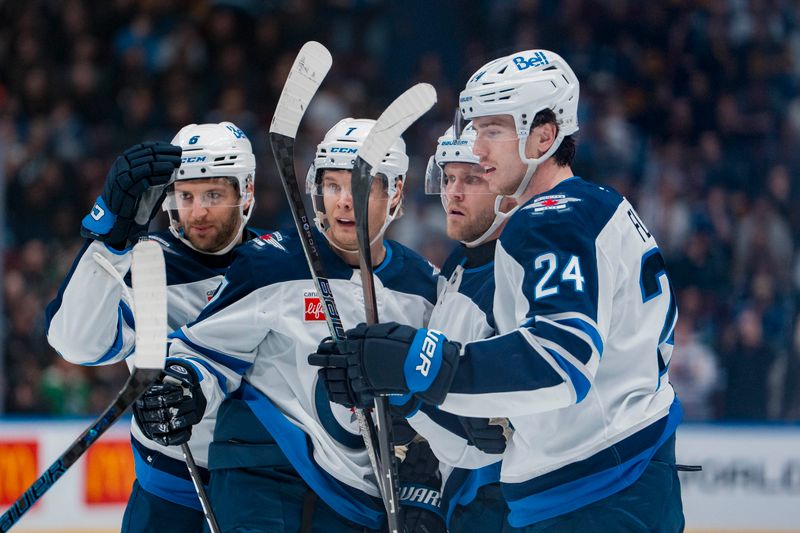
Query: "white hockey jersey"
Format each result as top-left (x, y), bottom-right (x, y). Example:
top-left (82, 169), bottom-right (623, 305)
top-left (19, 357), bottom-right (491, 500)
top-left (45, 229), bottom-right (261, 509)
top-left (167, 229), bottom-right (438, 528)
top-left (435, 177), bottom-right (683, 527)
top-left (406, 242), bottom-right (504, 524)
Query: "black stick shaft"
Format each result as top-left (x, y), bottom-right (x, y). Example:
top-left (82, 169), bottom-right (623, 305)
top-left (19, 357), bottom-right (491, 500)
top-left (351, 159), bottom-right (402, 533)
top-left (0, 368), bottom-right (161, 533)
top-left (268, 131), bottom-right (387, 502)
top-left (181, 443), bottom-right (220, 533)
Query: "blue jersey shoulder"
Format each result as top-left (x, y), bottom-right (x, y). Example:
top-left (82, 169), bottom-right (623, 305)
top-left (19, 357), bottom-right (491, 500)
top-left (441, 245), bottom-right (467, 278)
top-left (377, 240), bottom-right (439, 305)
top-left (501, 177), bottom-right (623, 259)
top-left (459, 262), bottom-right (496, 330)
top-left (144, 228), bottom-right (267, 286)
top-left (225, 230), bottom-right (311, 289)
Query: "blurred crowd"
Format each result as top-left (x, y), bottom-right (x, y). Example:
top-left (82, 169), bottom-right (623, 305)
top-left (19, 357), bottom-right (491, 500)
top-left (2, 0), bottom-right (799, 420)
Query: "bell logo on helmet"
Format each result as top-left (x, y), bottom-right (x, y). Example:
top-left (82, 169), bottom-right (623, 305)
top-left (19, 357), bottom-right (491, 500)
top-left (225, 125), bottom-right (246, 139)
top-left (513, 52), bottom-right (550, 71)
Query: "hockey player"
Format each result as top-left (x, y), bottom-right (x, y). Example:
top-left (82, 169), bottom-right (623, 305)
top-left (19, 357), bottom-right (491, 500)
top-left (131, 118), bottom-right (440, 531)
top-left (311, 50), bottom-right (685, 531)
top-left (415, 124), bottom-right (512, 530)
top-left (45, 122), bottom-right (261, 532)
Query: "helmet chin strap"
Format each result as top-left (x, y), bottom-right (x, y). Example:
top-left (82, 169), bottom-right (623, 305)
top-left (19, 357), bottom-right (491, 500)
top-left (485, 131), bottom-right (566, 225)
top-left (463, 196), bottom-right (510, 248)
top-left (510, 131), bottom-right (566, 199)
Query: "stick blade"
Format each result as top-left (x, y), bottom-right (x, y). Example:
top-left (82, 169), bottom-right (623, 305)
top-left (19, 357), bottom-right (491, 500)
top-left (269, 41), bottom-right (333, 139)
top-left (357, 83), bottom-right (437, 171)
top-left (131, 240), bottom-right (167, 370)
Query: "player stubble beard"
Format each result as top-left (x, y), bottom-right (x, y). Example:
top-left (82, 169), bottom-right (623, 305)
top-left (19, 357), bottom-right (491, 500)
top-left (448, 205), bottom-right (496, 244)
top-left (184, 206), bottom-right (241, 253)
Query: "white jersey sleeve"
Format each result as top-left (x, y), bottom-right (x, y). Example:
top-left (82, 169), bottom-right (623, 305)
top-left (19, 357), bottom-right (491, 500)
top-left (46, 240), bottom-right (136, 365)
top-left (407, 246), bottom-right (502, 469)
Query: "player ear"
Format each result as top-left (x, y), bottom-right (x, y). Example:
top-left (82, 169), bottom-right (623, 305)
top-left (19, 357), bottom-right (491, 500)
top-left (390, 178), bottom-right (404, 210)
top-left (525, 122), bottom-right (558, 159)
top-left (243, 179), bottom-right (255, 210)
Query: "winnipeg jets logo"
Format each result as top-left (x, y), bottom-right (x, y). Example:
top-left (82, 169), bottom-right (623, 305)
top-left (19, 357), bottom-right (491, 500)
top-left (258, 232), bottom-right (286, 252)
top-left (522, 194), bottom-right (582, 215)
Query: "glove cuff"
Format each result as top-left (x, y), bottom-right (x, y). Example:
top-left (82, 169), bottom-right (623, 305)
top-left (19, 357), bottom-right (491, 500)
top-left (163, 359), bottom-right (201, 386)
top-left (405, 330), bottom-right (460, 406)
top-left (81, 196), bottom-right (117, 239)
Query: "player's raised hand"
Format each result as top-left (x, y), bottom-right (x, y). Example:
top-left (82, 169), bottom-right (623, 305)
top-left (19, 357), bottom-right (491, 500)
top-left (81, 141), bottom-right (182, 249)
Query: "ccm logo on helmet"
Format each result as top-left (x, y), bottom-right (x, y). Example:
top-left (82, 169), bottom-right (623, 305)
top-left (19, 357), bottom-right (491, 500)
top-left (330, 147), bottom-right (358, 153)
top-left (181, 156), bottom-right (207, 163)
top-left (416, 329), bottom-right (443, 377)
top-left (513, 52), bottom-right (550, 71)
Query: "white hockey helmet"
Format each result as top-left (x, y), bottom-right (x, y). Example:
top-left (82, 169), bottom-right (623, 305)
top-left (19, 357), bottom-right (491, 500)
top-left (459, 49), bottom-right (579, 198)
top-left (305, 117), bottom-right (408, 249)
top-left (425, 123), bottom-right (480, 196)
top-left (425, 124), bottom-right (504, 247)
top-left (164, 121), bottom-right (255, 255)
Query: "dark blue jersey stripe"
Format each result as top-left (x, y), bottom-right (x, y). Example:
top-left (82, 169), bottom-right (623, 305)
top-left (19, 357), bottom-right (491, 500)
top-left (453, 331), bottom-right (564, 395)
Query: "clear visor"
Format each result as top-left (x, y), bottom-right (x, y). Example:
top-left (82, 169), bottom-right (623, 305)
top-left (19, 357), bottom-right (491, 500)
top-left (425, 158), bottom-right (495, 196)
top-left (162, 187), bottom-right (243, 211)
top-left (465, 114), bottom-right (524, 143)
top-left (309, 169), bottom-right (397, 250)
top-left (308, 168), bottom-right (389, 198)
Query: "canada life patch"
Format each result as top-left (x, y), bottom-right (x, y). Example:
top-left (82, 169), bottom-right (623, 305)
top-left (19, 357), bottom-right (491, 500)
top-left (523, 194), bottom-right (582, 214)
top-left (303, 290), bottom-right (326, 321)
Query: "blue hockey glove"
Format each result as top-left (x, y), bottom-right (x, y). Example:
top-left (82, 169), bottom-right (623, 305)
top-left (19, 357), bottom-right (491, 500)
top-left (308, 322), bottom-right (460, 410)
top-left (458, 416), bottom-right (509, 454)
top-left (133, 361), bottom-right (206, 446)
top-left (399, 440), bottom-right (446, 533)
top-left (81, 141), bottom-right (182, 249)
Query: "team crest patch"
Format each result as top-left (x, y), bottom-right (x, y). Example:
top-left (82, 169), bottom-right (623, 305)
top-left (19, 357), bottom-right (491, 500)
top-left (304, 290), bottom-right (326, 321)
top-left (522, 194), bottom-right (582, 214)
top-left (257, 232), bottom-right (286, 252)
top-left (206, 289), bottom-right (216, 302)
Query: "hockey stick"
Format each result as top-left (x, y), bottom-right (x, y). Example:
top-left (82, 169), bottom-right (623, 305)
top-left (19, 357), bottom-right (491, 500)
top-left (351, 83), bottom-right (437, 533)
top-left (91, 248), bottom-right (219, 532)
top-left (267, 41), bottom-right (389, 508)
top-left (0, 240), bottom-right (167, 532)
top-left (181, 444), bottom-right (220, 533)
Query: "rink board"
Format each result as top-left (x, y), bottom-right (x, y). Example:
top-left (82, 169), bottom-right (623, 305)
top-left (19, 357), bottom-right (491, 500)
top-left (0, 419), bottom-right (798, 531)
